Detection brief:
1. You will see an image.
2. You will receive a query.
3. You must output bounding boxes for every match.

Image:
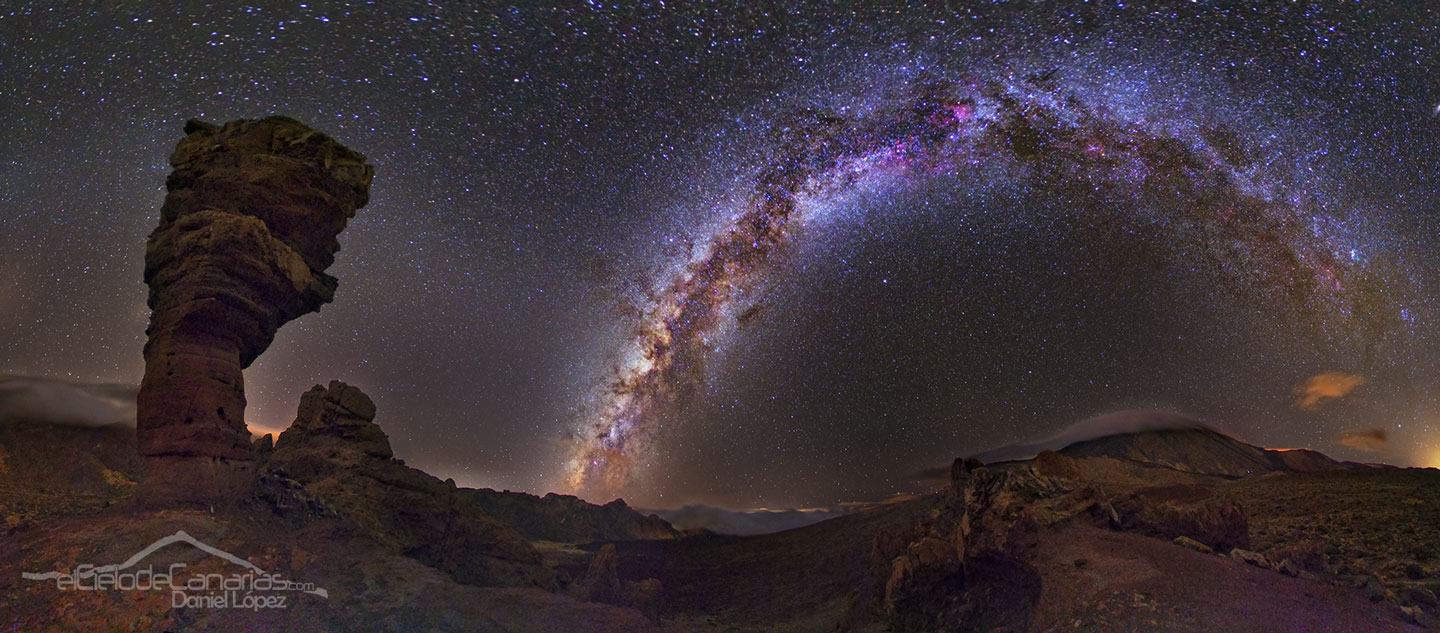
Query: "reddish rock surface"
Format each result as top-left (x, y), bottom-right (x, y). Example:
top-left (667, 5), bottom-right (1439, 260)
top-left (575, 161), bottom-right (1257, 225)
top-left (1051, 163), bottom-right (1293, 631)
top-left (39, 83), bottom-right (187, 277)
top-left (4, 415), bottom-right (1435, 631)
top-left (265, 381), bottom-right (556, 589)
top-left (136, 116), bottom-right (372, 503)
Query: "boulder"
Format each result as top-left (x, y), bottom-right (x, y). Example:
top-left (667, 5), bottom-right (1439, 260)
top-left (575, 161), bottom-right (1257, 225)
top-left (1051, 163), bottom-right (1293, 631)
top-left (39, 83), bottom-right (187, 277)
top-left (573, 544), bottom-right (624, 604)
top-left (1229, 548), bottom-right (1272, 569)
top-left (570, 543), bottom-right (664, 619)
top-left (1398, 585), bottom-right (1439, 608)
top-left (1399, 605), bottom-right (1433, 627)
top-left (1174, 536), bottom-right (1214, 554)
top-left (282, 381), bottom-right (392, 459)
top-left (1273, 558), bottom-right (1301, 577)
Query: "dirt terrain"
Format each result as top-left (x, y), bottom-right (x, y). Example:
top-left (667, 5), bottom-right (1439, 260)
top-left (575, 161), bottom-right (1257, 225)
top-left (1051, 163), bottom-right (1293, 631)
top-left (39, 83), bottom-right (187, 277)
top-left (3, 416), bottom-right (1436, 632)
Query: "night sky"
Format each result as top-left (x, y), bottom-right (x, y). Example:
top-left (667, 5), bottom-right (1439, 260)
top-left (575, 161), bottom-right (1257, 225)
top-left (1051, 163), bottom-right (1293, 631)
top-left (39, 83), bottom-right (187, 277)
top-left (4, 2), bottom-right (1439, 509)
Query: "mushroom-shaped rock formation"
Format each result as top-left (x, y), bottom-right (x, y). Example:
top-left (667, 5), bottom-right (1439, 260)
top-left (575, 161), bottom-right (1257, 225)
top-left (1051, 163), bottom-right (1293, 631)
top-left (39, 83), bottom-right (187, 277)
top-left (137, 116), bottom-right (372, 504)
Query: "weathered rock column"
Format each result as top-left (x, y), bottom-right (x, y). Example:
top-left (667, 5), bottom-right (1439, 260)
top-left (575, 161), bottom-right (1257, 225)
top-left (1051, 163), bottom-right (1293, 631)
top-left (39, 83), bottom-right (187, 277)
top-left (137, 116), bottom-right (372, 505)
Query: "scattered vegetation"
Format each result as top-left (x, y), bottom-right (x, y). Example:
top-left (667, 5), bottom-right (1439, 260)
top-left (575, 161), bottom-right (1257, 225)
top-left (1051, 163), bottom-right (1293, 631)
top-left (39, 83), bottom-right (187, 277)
top-left (1220, 468), bottom-right (1440, 606)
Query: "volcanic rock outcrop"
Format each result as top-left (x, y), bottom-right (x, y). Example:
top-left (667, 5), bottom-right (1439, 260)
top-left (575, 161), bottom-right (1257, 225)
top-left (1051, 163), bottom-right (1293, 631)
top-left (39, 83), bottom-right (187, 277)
top-left (877, 458), bottom-right (1055, 632)
top-left (265, 381), bottom-right (554, 588)
top-left (136, 116), bottom-right (373, 503)
top-left (569, 543), bottom-right (664, 618)
top-left (878, 451), bottom-right (1256, 631)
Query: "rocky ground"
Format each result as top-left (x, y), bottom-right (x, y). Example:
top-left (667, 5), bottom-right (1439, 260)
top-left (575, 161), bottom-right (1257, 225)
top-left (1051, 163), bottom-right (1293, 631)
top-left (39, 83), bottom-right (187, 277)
top-left (2, 407), bottom-right (1436, 631)
top-left (0, 383), bottom-right (683, 632)
top-left (1224, 468), bottom-right (1440, 614)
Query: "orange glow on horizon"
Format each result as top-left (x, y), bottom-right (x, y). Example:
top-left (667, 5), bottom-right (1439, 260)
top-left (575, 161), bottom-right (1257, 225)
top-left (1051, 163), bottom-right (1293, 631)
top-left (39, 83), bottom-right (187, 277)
top-left (247, 422), bottom-right (287, 440)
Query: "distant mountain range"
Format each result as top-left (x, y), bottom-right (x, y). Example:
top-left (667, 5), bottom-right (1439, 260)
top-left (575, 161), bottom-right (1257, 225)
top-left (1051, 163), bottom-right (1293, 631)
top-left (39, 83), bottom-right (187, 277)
top-left (1057, 426), bottom-right (1351, 477)
top-left (969, 409), bottom-right (1215, 463)
top-left (969, 408), bottom-right (1369, 478)
top-left (644, 505), bottom-right (861, 536)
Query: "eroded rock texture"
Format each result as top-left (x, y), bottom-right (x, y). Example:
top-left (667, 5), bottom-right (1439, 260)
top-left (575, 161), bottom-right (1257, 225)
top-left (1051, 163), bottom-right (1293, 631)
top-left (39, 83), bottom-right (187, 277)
top-left (266, 381), bottom-right (555, 589)
top-left (137, 116), bottom-right (372, 502)
top-left (877, 451), bottom-right (1257, 632)
top-left (878, 458), bottom-right (1047, 632)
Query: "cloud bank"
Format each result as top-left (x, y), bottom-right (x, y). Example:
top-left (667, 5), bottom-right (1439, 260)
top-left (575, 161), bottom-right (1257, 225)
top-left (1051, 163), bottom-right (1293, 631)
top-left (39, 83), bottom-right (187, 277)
top-left (646, 504), bottom-right (863, 536)
top-left (0, 375), bottom-right (137, 427)
top-left (967, 409), bottom-right (1211, 464)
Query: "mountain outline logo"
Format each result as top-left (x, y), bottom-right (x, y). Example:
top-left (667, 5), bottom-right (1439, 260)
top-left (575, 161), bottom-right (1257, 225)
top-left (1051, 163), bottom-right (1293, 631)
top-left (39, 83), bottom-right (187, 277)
top-left (21, 529), bottom-right (327, 607)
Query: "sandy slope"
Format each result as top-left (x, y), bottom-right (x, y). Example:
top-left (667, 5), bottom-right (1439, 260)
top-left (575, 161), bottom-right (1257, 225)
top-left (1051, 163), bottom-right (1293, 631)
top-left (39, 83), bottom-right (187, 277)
top-left (1030, 523), bottom-right (1424, 632)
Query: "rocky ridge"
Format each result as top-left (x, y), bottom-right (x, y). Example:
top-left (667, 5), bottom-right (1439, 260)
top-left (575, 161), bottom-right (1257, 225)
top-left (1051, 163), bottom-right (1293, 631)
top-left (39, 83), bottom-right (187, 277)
top-left (465, 489), bottom-right (677, 543)
top-left (1057, 427), bottom-right (1347, 477)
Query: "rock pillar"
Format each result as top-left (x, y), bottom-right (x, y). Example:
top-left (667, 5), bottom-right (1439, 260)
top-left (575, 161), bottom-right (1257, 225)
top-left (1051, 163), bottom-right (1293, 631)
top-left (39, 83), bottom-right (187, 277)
top-left (137, 116), bottom-right (372, 504)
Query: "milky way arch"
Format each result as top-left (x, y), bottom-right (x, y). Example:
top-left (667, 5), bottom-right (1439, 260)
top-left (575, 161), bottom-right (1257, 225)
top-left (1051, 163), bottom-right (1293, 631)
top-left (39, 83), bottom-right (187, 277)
top-left (565, 73), bottom-right (1402, 496)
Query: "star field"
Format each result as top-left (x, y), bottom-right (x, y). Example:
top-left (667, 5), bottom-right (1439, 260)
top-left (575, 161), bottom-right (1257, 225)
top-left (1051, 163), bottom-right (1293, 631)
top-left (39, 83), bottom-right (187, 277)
top-left (3, 2), bottom-right (1439, 509)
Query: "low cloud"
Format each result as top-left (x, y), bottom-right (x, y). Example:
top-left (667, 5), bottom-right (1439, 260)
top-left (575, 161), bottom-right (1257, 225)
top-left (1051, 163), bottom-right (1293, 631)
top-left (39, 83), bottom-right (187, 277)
top-left (0, 375), bottom-right (287, 439)
top-left (968, 409), bottom-right (1210, 464)
top-left (906, 410), bottom-right (1214, 481)
top-left (1337, 428), bottom-right (1386, 452)
top-left (645, 504), bottom-right (862, 536)
top-left (1294, 372), bottom-right (1365, 411)
top-left (0, 375), bottom-right (136, 427)
top-left (910, 465), bottom-right (950, 483)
